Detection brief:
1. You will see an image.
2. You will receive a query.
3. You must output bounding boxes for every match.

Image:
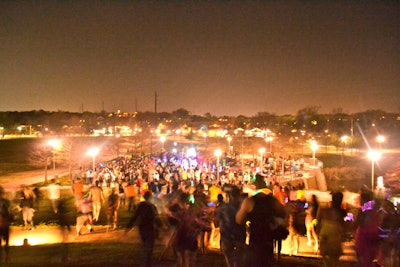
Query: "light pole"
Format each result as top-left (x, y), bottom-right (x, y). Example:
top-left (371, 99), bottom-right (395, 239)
top-left (227, 136), bottom-right (232, 155)
top-left (311, 140), bottom-right (318, 166)
top-left (160, 135), bottom-right (166, 151)
top-left (47, 139), bottom-right (61, 178)
top-left (87, 147), bottom-right (100, 171)
top-left (376, 135), bottom-right (385, 150)
top-left (340, 135), bottom-right (348, 166)
top-left (214, 149), bottom-right (222, 181)
top-left (368, 150), bottom-right (381, 192)
top-left (258, 147), bottom-right (265, 174)
top-left (265, 136), bottom-right (273, 154)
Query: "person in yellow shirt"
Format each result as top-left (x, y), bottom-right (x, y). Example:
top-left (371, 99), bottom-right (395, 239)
top-left (208, 181), bottom-right (222, 204)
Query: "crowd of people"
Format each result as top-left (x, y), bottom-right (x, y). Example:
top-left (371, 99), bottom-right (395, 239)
top-left (0, 151), bottom-right (399, 267)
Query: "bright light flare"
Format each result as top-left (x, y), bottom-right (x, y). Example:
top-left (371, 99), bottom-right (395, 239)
top-left (214, 149), bottom-right (222, 157)
top-left (87, 147), bottom-right (100, 157)
top-left (47, 139), bottom-right (61, 150)
top-left (367, 150), bottom-right (381, 161)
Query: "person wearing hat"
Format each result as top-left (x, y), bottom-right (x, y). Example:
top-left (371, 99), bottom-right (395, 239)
top-left (236, 173), bottom-right (286, 266)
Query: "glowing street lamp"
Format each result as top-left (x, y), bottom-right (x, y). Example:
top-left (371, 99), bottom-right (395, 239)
top-left (87, 147), bottom-right (100, 171)
top-left (376, 135), bottom-right (385, 150)
top-left (47, 139), bottom-right (61, 178)
top-left (258, 147), bottom-right (266, 173)
top-left (310, 141), bottom-right (318, 166)
top-left (214, 149), bottom-right (222, 180)
top-left (368, 150), bottom-right (381, 192)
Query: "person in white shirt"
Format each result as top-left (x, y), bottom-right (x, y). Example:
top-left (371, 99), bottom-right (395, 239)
top-left (47, 178), bottom-right (61, 214)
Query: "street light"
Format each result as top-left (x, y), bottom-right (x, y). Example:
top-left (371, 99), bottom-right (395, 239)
top-left (258, 147), bottom-right (266, 173)
top-left (340, 135), bottom-right (349, 166)
top-left (265, 136), bottom-right (273, 154)
top-left (376, 135), bottom-right (385, 150)
top-left (227, 136), bottom-right (232, 155)
top-left (368, 150), bottom-right (381, 192)
top-left (87, 147), bottom-right (100, 171)
top-left (214, 149), bottom-right (222, 181)
top-left (160, 135), bottom-right (166, 151)
top-left (47, 139), bottom-right (61, 178)
top-left (310, 140), bottom-right (318, 166)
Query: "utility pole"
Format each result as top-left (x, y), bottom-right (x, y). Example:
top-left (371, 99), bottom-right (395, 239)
top-left (154, 92), bottom-right (158, 114)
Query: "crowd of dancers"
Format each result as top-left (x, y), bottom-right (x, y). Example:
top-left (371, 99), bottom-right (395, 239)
top-left (0, 150), bottom-right (399, 267)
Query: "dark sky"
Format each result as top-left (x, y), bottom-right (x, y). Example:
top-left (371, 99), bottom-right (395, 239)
top-left (1, 1), bottom-right (399, 116)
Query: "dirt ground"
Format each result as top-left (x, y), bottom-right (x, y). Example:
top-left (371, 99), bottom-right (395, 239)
top-left (8, 225), bottom-right (357, 267)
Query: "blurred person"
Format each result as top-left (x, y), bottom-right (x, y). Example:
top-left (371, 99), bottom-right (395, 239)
top-left (215, 186), bottom-right (247, 267)
top-left (32, 187), bottom-right (41, 212)
top-left (235, 174), bottom-right (286, 266)
top-left (316, 191), bottom-right (347, 267)
top-left (20, 186), bottom-right (36, 230)
top-left (169, 192), bottom-right (211, 267)
top-left (47, 178), bottom-right (61, 213)
top-left (72, 178), bottom-right (84, 203)
top-left (125, 181), bottom-right (137, 212)
top-left (57, 197), bottom-right (71, 262)
top-left (305, 194), bottom-right (319, 251)
top-left (76, 196), bottom-right (93, 236)
top-left (126, 191), bottom-right (162, 267)
top-left (0, 186), bottom-right (12, 263)
top-left (107, 187), bottom-right (120, 230)
top-left (88, 180), bottom-right (104, 222)
top-left (208, 180), bottom-right (223, 204)
top-left (354, 189), bottom-right (381, 267)
top-left (118, 180), bottom-right (126, 207)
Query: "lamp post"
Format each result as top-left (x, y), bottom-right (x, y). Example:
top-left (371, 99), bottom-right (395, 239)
top-left (227, 136), bottom-right (232, 155)
top-left (311, 140), bottom-right (318, 166)
top-left (265, 136), bottom-right (273, 154)
top-left (214, 149), bottom-right (222, 181)
top-left (376, 135), bottom-right (385, 150)
top-left (47, 139), bottom-right (61, 178)
top-left (368, 150), bottom-right (381, 192)
top-left (340, 135), bottom-right (348, 166)
top-left (160, 135), bottom-right (166, 151)
top-left (87, 147), bottom-right (100, 172)
top-left (258, 147), bottom-right (266, 174)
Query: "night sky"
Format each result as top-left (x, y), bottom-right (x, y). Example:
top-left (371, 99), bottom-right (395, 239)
top-left (1, 1), bottom-right (399, 116)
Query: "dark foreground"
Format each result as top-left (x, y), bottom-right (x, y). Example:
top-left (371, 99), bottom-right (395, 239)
top-left (3, 226), bottom-right (359, 267)
top-left (4, 242), bottom-right (357, 267)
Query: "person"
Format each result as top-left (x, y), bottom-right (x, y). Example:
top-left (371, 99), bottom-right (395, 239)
top-left (47, 178), bottom-right (61, 214)
top-left (169, 192), bottom-right (211, 267)
top-left (76, 196), bottom-right (94, 236)
top-left (32, 187), bottom-right (41, 211)
top-left (126, 191), bottom-right (162, 267)
top-left (235, 174), bottom-right (286, 266)
top-left (57, 197), bottom-right (71, 262)
top-left (354, 189), bottom-right (381, 267)
top-left (0, 186), bottom-right (12, 263)
top-left (215, 186), bottom-right (247, 267)
top-left (125, 181), bottom-right (137, 211)
top-left (20, 186), bottom-right (36, 230)
top-left (117, 180), bottom-right (126, 208)
top-left (272, 183), bottom-right (289, 259)
top-left (88, 180), bottom-right (104, 222)
top-left (72, 178), bottom-right (84, 204)
top-left (305, 194), bottom-right (319, 251)
top-left (107, 187), bottom-right (120, 230)
top-left (316, 191), bottom-right (347, 267)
